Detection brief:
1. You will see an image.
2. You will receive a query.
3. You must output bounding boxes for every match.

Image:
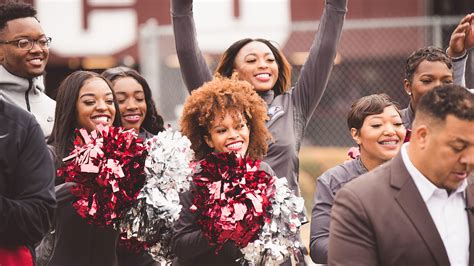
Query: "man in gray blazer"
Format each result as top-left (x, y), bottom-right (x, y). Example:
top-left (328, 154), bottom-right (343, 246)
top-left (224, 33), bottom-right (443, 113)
top-left (328, 84), bottom-right (474, 265)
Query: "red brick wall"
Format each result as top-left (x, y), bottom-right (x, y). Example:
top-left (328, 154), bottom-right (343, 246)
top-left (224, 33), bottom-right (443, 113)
top-left (291, 0), bottom-right (428, 21)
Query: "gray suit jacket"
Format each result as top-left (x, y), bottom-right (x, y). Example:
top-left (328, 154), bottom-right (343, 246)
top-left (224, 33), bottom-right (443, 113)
top-left (328, 153), bottom-right (474, 266)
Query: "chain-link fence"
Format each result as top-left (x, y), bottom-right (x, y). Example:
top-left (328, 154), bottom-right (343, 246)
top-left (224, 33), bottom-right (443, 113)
top-left (139, 16), bottom-right (472, 147)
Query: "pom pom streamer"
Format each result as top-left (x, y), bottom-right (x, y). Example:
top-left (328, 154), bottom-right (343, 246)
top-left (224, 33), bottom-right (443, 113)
top-left (57, 125), bottom-right (147, 227)
top-left (191, 152), bottom-right (274, 253)
top-left (120, 129), bottom-right (194, 262)
top-left (241, 177), bottom-right (306, 265)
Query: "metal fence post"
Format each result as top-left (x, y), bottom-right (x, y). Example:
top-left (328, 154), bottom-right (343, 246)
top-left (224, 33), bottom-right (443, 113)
top-left (139, 18), bottom-right (161, 109)
top-left (432, 16), bottom-right (443, 48)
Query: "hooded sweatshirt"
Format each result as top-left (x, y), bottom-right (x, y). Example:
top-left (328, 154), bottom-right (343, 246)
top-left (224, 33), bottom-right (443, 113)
top-left (0, 65), bottom-right (55, 137)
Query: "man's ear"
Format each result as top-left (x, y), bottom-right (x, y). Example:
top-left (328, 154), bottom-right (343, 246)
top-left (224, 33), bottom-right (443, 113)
top-left (204, 135), bottom-right (214, 148)
top-left (413, 125), bottom-right (429, 149)
top-left (350, 128), bottom-right (361, 145)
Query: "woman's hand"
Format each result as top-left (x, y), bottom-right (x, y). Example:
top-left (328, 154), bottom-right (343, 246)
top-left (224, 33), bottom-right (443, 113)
top-left (447, 13), bottom-right (474, 58)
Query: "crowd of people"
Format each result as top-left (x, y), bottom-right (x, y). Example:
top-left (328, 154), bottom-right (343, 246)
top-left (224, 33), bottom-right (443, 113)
top-left (0, 0), bottom-right (473, 265)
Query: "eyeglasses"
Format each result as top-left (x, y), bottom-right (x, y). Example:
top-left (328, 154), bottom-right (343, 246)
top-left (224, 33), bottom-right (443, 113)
top-left (0, 37), bottom-right (52, 50)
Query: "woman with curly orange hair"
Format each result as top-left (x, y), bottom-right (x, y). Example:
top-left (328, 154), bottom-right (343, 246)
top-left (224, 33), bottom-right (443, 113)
top-left (180, 75), bottom-right (271, 161)
top-left (173, 75), bottom-right (274, 265)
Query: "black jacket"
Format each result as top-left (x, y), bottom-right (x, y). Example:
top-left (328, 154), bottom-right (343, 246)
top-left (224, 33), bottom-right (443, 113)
top-left (0, 97), bottom-right (56, 250)
top-left (45, 150), bottom-right (119, 265)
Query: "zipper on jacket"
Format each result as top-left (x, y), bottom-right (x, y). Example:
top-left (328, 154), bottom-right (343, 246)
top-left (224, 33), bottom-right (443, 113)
top-left (25, 79), bottom-right (33, 112)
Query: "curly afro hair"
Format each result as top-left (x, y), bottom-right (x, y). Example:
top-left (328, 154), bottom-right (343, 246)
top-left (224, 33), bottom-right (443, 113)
top-left (180, 74), bottom-right (272, 160)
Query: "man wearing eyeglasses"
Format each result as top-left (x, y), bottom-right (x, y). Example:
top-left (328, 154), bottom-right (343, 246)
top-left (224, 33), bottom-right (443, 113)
top-left (0, 1), bottom-right (55, 137)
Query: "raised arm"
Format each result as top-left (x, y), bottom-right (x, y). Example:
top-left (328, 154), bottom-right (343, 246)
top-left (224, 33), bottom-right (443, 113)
top-left (447, 13), bottom-right (473, 87)
top-left (292, 0), bottom-right (347, 126)
top-left (171, 0), bottom-right (213, 92)
top-left (0, 118), bottom-right (55, 246)
top-left (328, 187), bottom-right (378, 265)
top-left (309, 176), bottom-right (334, 264)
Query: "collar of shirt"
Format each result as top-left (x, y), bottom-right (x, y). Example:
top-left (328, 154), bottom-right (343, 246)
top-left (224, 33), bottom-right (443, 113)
top-left (258, 89), bottom-right (274, 107)
top-left (400, 143), bottom-right (467, 202)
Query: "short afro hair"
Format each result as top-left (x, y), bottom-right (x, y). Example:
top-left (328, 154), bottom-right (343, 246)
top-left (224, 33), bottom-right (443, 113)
top-left (0, 1), bottom-right (37, 31)
top-left (416, 84), bottom-right (474, 123)
top-left (180, 74), bottom-right (272, 160)
top-left (404, 46), bottom-right (452, 83)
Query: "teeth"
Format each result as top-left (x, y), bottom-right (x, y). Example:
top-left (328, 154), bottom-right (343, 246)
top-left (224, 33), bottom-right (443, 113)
top-left (93, 116), bottom-right (108, 123)
top-left (380, 141), bottom-right (397, 145)
top-left (226, 142), bottom-right (242, 149)
top-left (256, 73), bottom-right (270, 78)
top-left (30, 59), bottom-right (42, 63)
top-left (125, 115), bottom-right (140, 120)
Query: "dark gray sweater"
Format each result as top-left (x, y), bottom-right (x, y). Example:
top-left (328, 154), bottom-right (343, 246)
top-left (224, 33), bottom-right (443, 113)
top-left (171, 0), bottom-right (347, 199)
top-left (309, 157), bottom-right (367, 264)
top-left (400, 104), bottom-right (415, 130)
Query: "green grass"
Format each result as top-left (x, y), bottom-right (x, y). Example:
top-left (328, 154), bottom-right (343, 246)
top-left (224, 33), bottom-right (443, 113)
top-left (299, 146), bottom-right (350, 211)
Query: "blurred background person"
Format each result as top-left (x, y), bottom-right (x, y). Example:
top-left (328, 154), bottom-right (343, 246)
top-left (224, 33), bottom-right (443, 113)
top-left (0, 1), bottom-right (54, 137)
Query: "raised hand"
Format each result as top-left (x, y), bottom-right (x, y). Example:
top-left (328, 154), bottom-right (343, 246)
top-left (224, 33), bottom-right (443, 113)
top-left (447, 13), bottom-right (474, 57)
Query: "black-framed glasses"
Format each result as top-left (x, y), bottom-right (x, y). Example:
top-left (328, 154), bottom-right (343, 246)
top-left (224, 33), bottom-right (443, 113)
top-left (0, 37), bottom-right (52, 50)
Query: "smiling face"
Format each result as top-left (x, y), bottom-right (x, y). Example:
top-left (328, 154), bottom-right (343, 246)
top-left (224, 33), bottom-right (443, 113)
top-left (352, 105), bottom-right (406, 170)
top-left (112, 77), bottom-right (147, 132)
top-left (75, 77), bottom-right (116, 132)
top-left (233, 41), bottom-right (279, 92)
top-left (0, 17), bottom-right (49, 78)
top-left (415, 115), bottom-right (474, 192)
top-left (204, 112), bottom-right (250, 157)
top-left (404, 60), bottom-right (453, 111)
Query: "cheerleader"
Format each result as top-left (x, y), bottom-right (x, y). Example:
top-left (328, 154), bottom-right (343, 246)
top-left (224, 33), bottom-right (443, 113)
top-left (102, 67), bottom-right (165, 138)
top-left (39, 71), bottom-right (121, 266)
top-left (102, 67), bottom-right (165, 266)
top-left (173, 75), bottom-right (273, 265)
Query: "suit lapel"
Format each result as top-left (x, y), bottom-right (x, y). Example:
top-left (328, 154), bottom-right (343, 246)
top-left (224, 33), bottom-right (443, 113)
top-left (466, 176), bottom-right (474, 265)
top-left (390, 154), bottom-right (450, 265)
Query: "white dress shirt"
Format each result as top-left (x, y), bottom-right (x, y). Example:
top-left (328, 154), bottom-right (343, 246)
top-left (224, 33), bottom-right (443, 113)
top-left (401, 143), bottom-right (469, 265)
